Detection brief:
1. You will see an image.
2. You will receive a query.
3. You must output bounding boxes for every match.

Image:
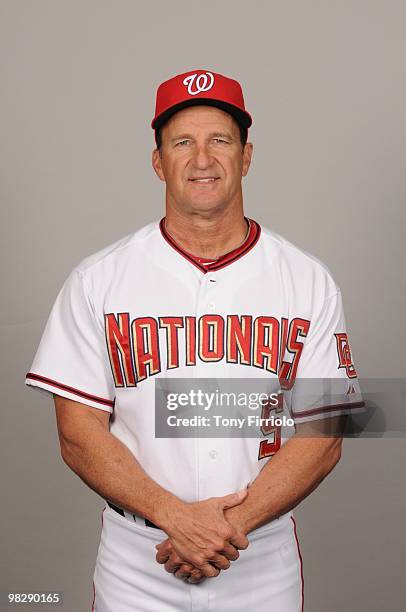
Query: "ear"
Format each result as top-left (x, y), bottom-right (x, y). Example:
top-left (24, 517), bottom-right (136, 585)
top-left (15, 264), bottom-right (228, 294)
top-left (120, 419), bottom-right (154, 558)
top-left (242, 142), bottom-right (253, 177)
top-left (152, 148), bottom-right (166, 182)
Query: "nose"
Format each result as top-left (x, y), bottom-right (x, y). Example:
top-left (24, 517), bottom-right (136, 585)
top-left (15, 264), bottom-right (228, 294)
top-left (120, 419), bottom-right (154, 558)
top-left (192, 143), bottom-right (213, 169)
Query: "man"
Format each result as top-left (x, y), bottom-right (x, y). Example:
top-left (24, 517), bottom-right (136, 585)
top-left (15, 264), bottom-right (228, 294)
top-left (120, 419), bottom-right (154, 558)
top-left (25, 69), bottom-right (364, 611)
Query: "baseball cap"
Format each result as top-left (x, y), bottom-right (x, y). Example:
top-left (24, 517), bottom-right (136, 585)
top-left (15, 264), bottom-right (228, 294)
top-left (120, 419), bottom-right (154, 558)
top-left (151, 69), bottom-right (252, 133)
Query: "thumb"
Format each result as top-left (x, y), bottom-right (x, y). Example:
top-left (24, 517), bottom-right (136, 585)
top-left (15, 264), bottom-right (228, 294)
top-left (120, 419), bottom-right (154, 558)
top-left (219, 488), bottom-right (248, 510)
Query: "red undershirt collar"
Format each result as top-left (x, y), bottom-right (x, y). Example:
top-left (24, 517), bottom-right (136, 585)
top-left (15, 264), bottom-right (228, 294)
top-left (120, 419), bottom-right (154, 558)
top-left (159, 217), bottom-right (261, 273)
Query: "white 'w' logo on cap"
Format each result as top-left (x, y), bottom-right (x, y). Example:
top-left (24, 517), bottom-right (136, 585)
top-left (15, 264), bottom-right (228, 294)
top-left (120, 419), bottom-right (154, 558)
top-left (183, 72), bottom-right (215, 96)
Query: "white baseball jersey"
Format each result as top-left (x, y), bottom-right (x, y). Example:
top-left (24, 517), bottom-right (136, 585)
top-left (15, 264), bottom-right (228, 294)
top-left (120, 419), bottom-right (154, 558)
top-left (26, 218), bottom-right (363, 503)
top-left (25, 217), bottom-right (364, 611)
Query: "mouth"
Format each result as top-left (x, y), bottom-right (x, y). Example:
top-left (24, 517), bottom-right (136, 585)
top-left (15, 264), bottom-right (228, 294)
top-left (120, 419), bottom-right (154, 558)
top-left (188, 177), bottom-right (220, 183)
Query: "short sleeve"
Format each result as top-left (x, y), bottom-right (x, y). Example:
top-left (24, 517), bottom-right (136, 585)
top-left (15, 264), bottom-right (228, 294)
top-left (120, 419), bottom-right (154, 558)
top-left (25, 268), bottom-right (115, 412)
top-left (288, 290), bottom-right (365, 423)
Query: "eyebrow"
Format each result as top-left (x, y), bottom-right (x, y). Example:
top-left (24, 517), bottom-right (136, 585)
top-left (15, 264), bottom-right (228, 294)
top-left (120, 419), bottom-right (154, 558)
top-left (170, 131), bottom-right (234, 143)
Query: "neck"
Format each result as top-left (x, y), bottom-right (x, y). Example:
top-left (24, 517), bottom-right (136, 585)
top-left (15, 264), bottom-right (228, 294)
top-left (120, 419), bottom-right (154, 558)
top-left (164, 205), bottom-right (248, 260)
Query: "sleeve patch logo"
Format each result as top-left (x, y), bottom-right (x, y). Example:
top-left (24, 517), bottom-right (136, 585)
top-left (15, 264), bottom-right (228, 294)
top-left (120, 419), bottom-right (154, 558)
top-left (334, 332), bottom-right (357, 378)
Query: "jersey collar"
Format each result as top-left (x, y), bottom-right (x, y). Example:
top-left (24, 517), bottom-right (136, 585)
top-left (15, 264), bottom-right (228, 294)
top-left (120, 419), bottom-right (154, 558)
top-left (159, 217), bottom-right (261, 273)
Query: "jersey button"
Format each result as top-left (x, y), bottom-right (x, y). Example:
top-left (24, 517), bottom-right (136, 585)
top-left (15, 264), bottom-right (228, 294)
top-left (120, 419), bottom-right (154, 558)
top-left (208, 302), bottom-right (215, 312)
top-left (209, 450), bottom-right (218, 459)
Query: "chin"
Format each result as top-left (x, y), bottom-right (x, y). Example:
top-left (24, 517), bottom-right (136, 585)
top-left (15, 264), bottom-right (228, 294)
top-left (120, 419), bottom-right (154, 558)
top-left (185, 198), bottom-right (227, 215)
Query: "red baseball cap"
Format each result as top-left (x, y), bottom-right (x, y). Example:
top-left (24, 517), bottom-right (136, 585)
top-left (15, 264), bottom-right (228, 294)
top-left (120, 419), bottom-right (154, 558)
top-left (151, 69), bottom-right (252, 132)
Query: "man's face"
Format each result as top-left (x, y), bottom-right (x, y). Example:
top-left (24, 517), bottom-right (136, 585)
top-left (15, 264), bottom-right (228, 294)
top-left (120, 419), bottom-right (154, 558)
top-left (152, 106), bottom-right (253, 214)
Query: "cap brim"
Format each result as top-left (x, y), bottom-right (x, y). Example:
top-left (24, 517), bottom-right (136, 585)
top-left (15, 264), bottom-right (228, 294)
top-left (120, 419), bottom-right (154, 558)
top-left (152, 98), bottom-right (252, 131)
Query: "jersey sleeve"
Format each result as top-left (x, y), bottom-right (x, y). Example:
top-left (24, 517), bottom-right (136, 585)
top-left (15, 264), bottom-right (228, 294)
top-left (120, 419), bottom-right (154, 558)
top-left (25, 268), bottom-right (115, 412)
top-left (288, 289), bottom-right (365, 423)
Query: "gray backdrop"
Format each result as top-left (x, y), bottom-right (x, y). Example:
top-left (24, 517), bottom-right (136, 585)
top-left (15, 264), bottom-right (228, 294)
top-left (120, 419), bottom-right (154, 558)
top-left (1, 1), bottom-right (405, 610)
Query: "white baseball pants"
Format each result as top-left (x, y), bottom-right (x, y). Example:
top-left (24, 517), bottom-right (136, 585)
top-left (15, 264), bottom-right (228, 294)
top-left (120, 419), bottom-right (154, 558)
top-left (92, 505), bottom-right (304, 612)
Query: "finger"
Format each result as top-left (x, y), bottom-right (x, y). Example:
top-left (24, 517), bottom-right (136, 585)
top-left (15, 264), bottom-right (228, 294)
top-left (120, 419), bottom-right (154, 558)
top-left (155, 544), bottom-right (168, 554)
top-left (156, 550), bottom-right (171, 564)
top-left (187, 573), bottom-right (205, 584)
top-left (189, 569), bottom-right (203, 580)
top-left (155, 539), bottom-right (171, 551)
top-left (219, 542), bottom-right (240, 561)
top-left (174, 564), bottom-right (193, 580)
top-left (210, 554), bottom-right (231, 570)
top-left (187, 567), bottom-right (205, 583)
top-left (199, 563), bottom-right (220, 578)
top-left (164, 553), bottom-right (184, 573)
top-left (218, 489), bottom-right (247, 510)
top-left (164, 559), bottom-right (182, 573)
top-left (175, 570), bottom-right (189, 580)
top-left (230, 531), bottom-right (249, 550)
top-left (155, 541), bottom-right (173, 563)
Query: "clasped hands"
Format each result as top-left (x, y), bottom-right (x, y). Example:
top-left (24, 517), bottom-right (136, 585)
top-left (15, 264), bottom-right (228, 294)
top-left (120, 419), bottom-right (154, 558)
top-left (155, 489), bottom-right (249, 584)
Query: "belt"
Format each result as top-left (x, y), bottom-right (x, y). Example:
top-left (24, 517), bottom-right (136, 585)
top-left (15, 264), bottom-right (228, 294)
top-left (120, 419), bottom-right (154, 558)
top-left (107, 501), bottom-right (159, 529)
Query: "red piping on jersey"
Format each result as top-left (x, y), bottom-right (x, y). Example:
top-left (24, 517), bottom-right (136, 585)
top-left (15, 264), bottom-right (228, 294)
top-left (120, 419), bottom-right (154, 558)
top-left (291, 516), bottom-right (305, 612)
top-left (91, 582), bottom-right (95, 612)
top-left (159, 217), bottom-right (261, 273)
top-left (91, 507), bottom-right (106, 612)
top-left (291, 400), bottom-right (365, 419)
top-left (26, 372), bottom-right (114, 408)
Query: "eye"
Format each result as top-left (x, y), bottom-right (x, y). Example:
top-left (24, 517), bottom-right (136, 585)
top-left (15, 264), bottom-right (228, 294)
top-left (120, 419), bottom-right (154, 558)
top-left (175, 139), bottom-right (190, 147)
top-left (212, 138), bottom-right (228, 144)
